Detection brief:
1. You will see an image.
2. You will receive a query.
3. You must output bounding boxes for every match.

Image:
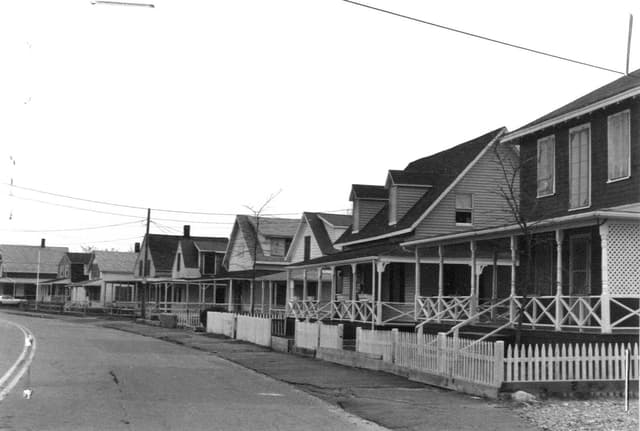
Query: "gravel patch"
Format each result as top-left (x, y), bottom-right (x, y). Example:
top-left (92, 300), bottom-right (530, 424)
top-left (513, 398), bottom-right (638, 431)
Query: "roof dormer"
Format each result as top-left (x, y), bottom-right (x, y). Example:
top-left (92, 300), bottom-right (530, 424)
top-left (349, 184), bottom-right (387, 233)
top-left (385, 170), bottom-right (431, 226)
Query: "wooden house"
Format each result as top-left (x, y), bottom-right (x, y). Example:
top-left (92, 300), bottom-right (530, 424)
top-left (68, 250), bottom-right (138, 308)
top-left (0, 242), bottom-right (68, 300)
top-left (134, 225), bottom-right (229, 312)
top-left (404, 71), bottom-right (640, 340)
top-left (45, 252), bottom-right (92, 303)
top-left (214, 215), bottom-right (298, 313)
top-left (286, 127), bottom-right (519, 326)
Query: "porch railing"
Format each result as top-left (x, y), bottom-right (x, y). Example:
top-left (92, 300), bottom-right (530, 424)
top-left (415, 296), bottom-right (474, 325)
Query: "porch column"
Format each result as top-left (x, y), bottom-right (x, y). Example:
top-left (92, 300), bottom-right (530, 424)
top-left (470, 240), bottom-right (477, 315)
top-left (599, 224), bottom-right (612, 334)
top-left (228, 279), bottom-right (234, 312)
top-left (351, 263), bottom-right (357, 300)
top-left (437, 245), bottom-right (444, 323)
top-left (268, 281), bottom-right (273, 313)
top-left (260, 280), bottom-right (265, 313)
top-left (317, 267), bottom-right (323, 303)
top-left (555, 229), bottom-right (564, 331)
top-left (186, 283), bottom-right (190, 304)
top-left (285, 270), bottom-right (292, 316)
top-left (250, 280), bottom-right (255, 314)
top-left (213, 280), bottom-right (217, 303)
top-left (414, 248), bottom-right (420, 322)
top-left (510, 235), bottom-right (517, 323)
top-left (302, 270), bottom-right (308, 300)
top-left (330, 266), bottom-right (336, 301)
top-left (164, 282), bottom-right (168, 310)
top-left (375, 261), bottom-right (386, 326)
top-left (491, 252), bottom-right (498, 320)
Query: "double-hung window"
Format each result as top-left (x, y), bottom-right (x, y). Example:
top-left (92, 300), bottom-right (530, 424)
top-left (607, 110), bottom-right (631, 181)
top-left (537, 135), bottom-right (555, 197)
top-left (569, 124), bottom-right (591, 209)
top-left (455, 193), bottom-right (473, 225)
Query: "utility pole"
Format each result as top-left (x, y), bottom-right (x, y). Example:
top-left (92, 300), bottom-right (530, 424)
top-left (35, 239), bottom-right (43, 311)
top-left (140, 208), bottom-right (150, 319)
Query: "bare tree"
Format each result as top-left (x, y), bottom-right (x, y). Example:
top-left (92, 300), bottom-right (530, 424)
top-left (243, 190), bottom-right (282, 314)
top-left (492, 142), bottom-right (553, 345)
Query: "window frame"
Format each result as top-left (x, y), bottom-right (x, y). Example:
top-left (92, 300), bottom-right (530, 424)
top-left (455, 192), bottom-right (473, 226)
top-left (536, 134), bottom-right (556, 198)
top-left (607, 109), bottom-right (631, 183)
top-left (568, 123), bottom-right (592, 211)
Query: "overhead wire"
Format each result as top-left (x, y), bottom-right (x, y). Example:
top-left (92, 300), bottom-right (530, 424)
top-left (0, 220), bottom-right (144, 233)
top-left (342, 0), bottom-right (625, 76)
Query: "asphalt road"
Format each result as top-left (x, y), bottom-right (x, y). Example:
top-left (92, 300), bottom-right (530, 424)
top-left (0, 313), bottom-right (381, 431)
top-left (0, 319), bottom-right (23, 385)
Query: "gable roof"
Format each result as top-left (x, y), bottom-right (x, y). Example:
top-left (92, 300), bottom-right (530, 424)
top-left (335, 127), bottom-right (506, 247)
top-left (386, 170), bottom-right (434, 187)
top-left (193, 238), bottom-right (228, 253)
top-left (92, 251), bottom-right (138, 273)
top-left (350, 184), bottom-right (387, 201)
top-left (146, 234), bottom-right (182, 273)
top-left (0, 244), bottom-right (69, 275)
top-left (316, 213), bottom-right (352, 228)
top-left (305, 212), bottom-right (339, 256)
top-left (504, 70), bottom-right (640, 142)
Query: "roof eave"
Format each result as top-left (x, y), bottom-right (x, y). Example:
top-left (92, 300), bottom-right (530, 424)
top-left (502, 87), bottom-right (640, 143)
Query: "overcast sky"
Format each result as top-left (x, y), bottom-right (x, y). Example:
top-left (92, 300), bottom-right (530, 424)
top-left (0, 0), bottom-right (638, 251)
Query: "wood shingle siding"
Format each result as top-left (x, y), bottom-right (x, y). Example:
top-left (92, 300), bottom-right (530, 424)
top-left (228, 229), bottom-right (253, 272)
top-left (414, 143), bottom-right (518, 238)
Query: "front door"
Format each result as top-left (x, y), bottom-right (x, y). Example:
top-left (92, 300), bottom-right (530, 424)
top-left (569, 234), bottom-right (591, 296)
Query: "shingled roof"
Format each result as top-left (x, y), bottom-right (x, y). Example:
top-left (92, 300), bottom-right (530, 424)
top-left (67, 252), bottom-right (93, 265)
top-left (0, 244), bottom-right (69, 276)
top-left (92, 251), bottom-right (138, 274)
top-left (316, 213), bottom-right (352, 228)
top-left (350, 184), bottom-right (387, 201)
top-left (505, 70), bottom-right (640, 140)
top-left (335, 127), bottom-right (505, 246)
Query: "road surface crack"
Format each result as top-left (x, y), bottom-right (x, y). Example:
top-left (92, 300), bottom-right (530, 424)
top-left (109, 370), bottom-right (119, 385)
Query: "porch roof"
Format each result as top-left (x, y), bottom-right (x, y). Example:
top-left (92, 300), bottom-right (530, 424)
top-left (69, 279), bottom-right (102, 287)
top-left (402, 205), bottom-right (640, 248)
top-left (286, 243), bottom-right (412, 269)
top-left (211, 269), bottom-right (282, 281)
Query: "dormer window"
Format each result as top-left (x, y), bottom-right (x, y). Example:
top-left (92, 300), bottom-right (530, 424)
top-left (455, 193), bottom-right (473, 225)
top-left (537, 135), bottom-right (555, 197)
top-left (270, 237), bottom-right (291, 257)
top-left (201, 252), bottom-right (216, 275)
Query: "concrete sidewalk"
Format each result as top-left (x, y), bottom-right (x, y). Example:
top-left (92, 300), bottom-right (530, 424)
top-left (93, 319), bottom-right (538, 431)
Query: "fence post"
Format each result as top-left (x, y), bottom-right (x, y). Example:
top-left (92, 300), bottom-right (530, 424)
top-left (391, 328), bottom-right (399, 364)
top-left (417, 325), bottom-right (424, 344)
top-left (356, 327), bottom-right (362, 353)
top-left (494, 340), bottom-right (505, 387)
top-left (316, 321), bottom-right (321, 351)
top-left (437, 332), bottom-right (446, 376)
top-left (337, 324), bottom-right (344, 350)
top-left (232, 313), bottom-right (238, 339)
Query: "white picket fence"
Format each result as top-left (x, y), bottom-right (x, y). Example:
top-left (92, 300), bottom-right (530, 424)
top-left (295, 321), bottom-right (320, 350)
top-left (319, 323), bottom-right (343, 350)
top-left (358, 329), bottom-right (503, 387)
top-left (236, 314), bottom-right (272, 347)
top-left (175, 309), bottom-right (201, 329)
top-left (207, 312), bottom-right (238, 338)
top-left (356, 327), bottom-right (394, 362)
top-left (505, 342), bottom-right (640, 383)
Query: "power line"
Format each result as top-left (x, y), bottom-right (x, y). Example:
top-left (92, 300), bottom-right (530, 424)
top-left (0, 220), bottom-right (144, 233)
top-left (342, 0), bottom-right (625, 76)
top-left (10, 194), bottom-right (143, 219)
top-left (6, 183), bottom-right (350, 218)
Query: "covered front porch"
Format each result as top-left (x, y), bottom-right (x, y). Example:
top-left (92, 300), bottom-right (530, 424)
top-left (406, 213), bottom-right (640, 335)
top-left (285, 245), bottom-right (417, 326)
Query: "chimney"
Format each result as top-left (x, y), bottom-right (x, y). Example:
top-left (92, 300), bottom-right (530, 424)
top-left (40, 238), bottom-right (46, 248)
top-left (183, 225), bottom-right (190, 238)
top-left (134, 242), bottom-right (140, 253)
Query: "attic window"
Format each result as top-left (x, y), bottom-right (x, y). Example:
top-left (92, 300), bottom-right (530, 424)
top-left (270, 238), bottom-right (291, 257)
top-left (455, 193), bottom-right (473, 225)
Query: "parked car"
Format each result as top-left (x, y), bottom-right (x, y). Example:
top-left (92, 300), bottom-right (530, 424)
top-left (0, 295), bottom-right (27, 305)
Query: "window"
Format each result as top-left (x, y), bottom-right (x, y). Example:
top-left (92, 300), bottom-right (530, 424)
top-left (537, 135), bottom-right (555, 197)
top-left (455, 193), bottom-right (473, 225)
top-left (569, 124), bottom-right (591, 209)
top-left (201, 252), bottom-right (215, 274)
top-left (304, 236), bottom-right (311, 261)
top-left (270, 238), bottom-right (286, 257)
top-left (176, 253), bottom-right (181, 271)
top-left (607, 110), bottom-right (630, 181)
